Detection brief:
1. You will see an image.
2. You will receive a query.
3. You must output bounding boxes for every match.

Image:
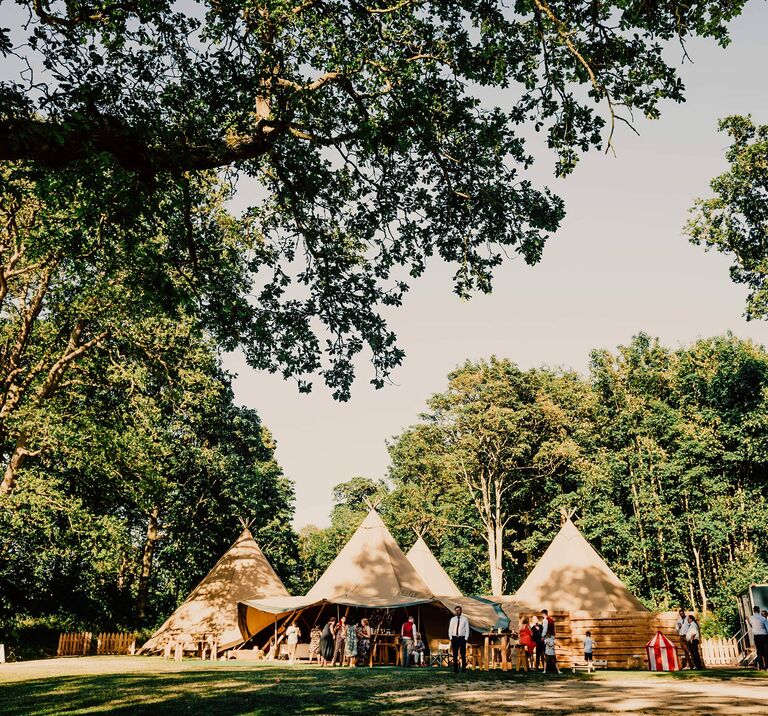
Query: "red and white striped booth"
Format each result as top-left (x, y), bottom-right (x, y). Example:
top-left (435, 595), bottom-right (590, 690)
top-left (645, 630), bottom-right (679, 671)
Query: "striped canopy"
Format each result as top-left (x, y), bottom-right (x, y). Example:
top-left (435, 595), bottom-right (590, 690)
top-left (645, 630), bottom-right (679, 671)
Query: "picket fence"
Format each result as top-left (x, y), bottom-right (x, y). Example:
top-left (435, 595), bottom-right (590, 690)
top-left (701, 636), bottom-right (741, 667)
top-left (96, 632), bottom-right (137, 655)
top-left (56, 632), bottom-right (137, 656)
top-left (57, 632), bottom-right (92, 656)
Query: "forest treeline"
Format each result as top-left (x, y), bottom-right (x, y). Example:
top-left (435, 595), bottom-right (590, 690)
top-left (3, 328), bottom-right (767, 652)
top-left (303, 334), bottom-right (768, 636)
top-left (1, 156), bottom-right (766, 650)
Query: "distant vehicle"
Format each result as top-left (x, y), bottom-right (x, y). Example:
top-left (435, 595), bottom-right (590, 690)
top-left (736, 584), bottom-right (768, 664)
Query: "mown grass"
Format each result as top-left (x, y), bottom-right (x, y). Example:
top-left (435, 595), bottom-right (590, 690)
top-left (0, 658), bottom-right (573, 716)
top-left (1, 658), bottom-right (765, 716)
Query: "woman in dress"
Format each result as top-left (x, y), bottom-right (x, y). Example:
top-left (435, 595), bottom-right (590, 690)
top-left (332, 616), bottom-right (347, 666)
top-left (345, 620), bottom-right (358, 667)
top-left (356, 618), bottom-right (372, 666)
top-left (531, 615), bottom-right (544, 670)
top-left (518, 616), bottom-right (535, 669)
top-left (319, 617), bottom-right (336, 666)
top-left (308, 625), bottom-right (322, 665)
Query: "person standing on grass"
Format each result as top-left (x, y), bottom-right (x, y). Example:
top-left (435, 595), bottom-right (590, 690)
top-left (583, 631), bottom-right (595, 663)
top-left (345, 620), bottom-right (358, 667)
top-left (332, 616), bottom-right (348, 666)
top-left (531, 615), bottom-right (544, 670)
top-left (308, 625), bottom-right (322, 665)
top-left (686, 615), bottom-right (703, 670)
top-left (319, 617), bottom-right (336, 666)
top-left (401, 615), bottom-right (416, 667)
top-left (285, 623), bottom-right (301, 665)
top-left (518, 617), bottom-right (535, 668)
top-left (543, 634), bottom-right (559, 674)
top-left (356, 618), bottom-right (372, 667)
top-left (449, 605), bottom-right (470, 673)
top-left (675, 608), bottom-right (691, 669)
top-left (749, 606), bottom-right (768, 670)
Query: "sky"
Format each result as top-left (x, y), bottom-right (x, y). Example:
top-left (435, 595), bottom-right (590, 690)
top-left (227, 4), bottom-right (768, 528)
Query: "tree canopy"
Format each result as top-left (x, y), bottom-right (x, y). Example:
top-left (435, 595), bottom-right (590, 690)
top-left (1, 0), bottom-right (749, 395)
top-left (688, 115), bottom-right (768, 320)
top-left (380, 334), bottom-right (768, 629)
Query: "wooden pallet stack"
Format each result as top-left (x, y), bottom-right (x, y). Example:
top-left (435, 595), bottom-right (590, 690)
top-left (57, 632), bottom-right (92, 656)
top-left (551, 611), bottom-right (678, 668)
top-left (96, 632), bottom-right (137, 655)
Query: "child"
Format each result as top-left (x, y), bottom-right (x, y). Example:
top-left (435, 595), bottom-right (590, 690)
top-left (584, 631), bottom-right (595, 662)
top-left (285, 623), bottom-right (301, 665)
top-left (412, 631), bottom-right (426, 666)
top-left (543, 634), bottom-right (560, 674)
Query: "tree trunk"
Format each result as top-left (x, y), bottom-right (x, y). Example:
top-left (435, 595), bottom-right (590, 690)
top-left (136, 507), bottom-right (160, 621)
top-left (690, 539), bottom-right (709, 616)
top-left (0, 431), bottom-right (31, 495)
top-left (486, 522), bottom-right (504, 597)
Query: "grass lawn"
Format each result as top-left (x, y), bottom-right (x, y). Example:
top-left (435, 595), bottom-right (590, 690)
top-left (1, 657), bottom-right (768, 715)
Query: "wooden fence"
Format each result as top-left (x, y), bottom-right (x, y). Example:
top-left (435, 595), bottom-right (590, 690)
top-left (701, 636), bottom-right (740, 667)
top-left (57, 632), bottom-right (137, 656)
top-left (57, 632), bottom-right (92, 656)
top-left (96, 632), bottom-right (137, 655)
top-left (547, 611), bottom-right (679, 669)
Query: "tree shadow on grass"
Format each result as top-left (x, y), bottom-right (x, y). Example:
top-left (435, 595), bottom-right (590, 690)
top-left (0, 665), bottom-right (544, 716)
top-left (662, 668), bottom-right (768, 681)
top-left (7, 664), bottom-right (765, 716)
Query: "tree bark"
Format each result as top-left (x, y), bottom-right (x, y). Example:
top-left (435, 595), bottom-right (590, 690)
top-left (486, 523), bottom-right (504, 597)
top-left (0, 431), bottom-right (38, 495)
top-left (136, 507), bottom-right (160, 621)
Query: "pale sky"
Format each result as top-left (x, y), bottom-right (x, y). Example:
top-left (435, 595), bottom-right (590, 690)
top-left (226, 2), bottom-right (768, 529)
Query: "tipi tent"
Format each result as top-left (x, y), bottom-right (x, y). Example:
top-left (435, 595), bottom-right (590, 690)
top-left (140, 528), bottom-right (288, 653)
top-left (510, 518), bottom-right (647, 612)
top-left (406, 535), bottom-right (462, 598)
top-left (239, 509), bottom-right (508, 643)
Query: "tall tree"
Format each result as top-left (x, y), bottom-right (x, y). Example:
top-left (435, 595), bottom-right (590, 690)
top-left (1, 1), bottom-right (749, 396)
top-left (0, 164), bottom-right (251, 494)
top-left (389, 358), bottom-right (587, 595)
top-left (687, 116), bottom-right (768, 320)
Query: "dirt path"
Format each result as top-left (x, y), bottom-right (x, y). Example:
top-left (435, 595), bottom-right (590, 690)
top-left (389, 673), bottom-right (768, 715)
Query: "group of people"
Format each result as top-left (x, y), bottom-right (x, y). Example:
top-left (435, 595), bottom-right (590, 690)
top-left (305, 616), bottom-right (374, 667)
top-left (516, 609), bottom-right (562, 674)
top-left (400, 615), bottom-right (427, 666)
top-left (675, 608), bottom-right (703, 670)
top-left (286, 605), bottom-right (723, 671)
top-left (450, 606), bottom-right (565, 675)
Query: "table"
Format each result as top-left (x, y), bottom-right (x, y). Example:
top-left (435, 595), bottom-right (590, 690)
top-left (369, 633), bottom-right (401, 666)
top-left (512, 642), bottom-right (529, 671)
top-left (482, 632), bottom-right (510, 671)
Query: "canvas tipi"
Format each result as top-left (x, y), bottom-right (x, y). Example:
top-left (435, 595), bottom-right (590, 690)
top-left (140, 528), bottom-right (289, 653)
top-left (406, 535), bottom-right (462, 598)
top-left (510, 517), bottom-right (647, 612)
top-left (239, 508), bottom-right (509, 640)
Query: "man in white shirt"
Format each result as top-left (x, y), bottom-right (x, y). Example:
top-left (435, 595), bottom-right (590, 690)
top-left (685, 615), bottom-right (703, 670)
top-left (749, 606), bottom-right (768, 670)
top-left (448, 605), bottom-right (470, 673)
top-left (675, 608), bottom-right (691, 668)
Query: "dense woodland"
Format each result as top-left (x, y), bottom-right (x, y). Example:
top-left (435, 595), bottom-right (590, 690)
top-left (2, 0), bottom-right (768, 658)
top-left (303, 335), bottom-right (768, 636)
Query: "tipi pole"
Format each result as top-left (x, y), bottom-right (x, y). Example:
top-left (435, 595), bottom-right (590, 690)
top-left (310, 604), bottom-right (327, 629)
